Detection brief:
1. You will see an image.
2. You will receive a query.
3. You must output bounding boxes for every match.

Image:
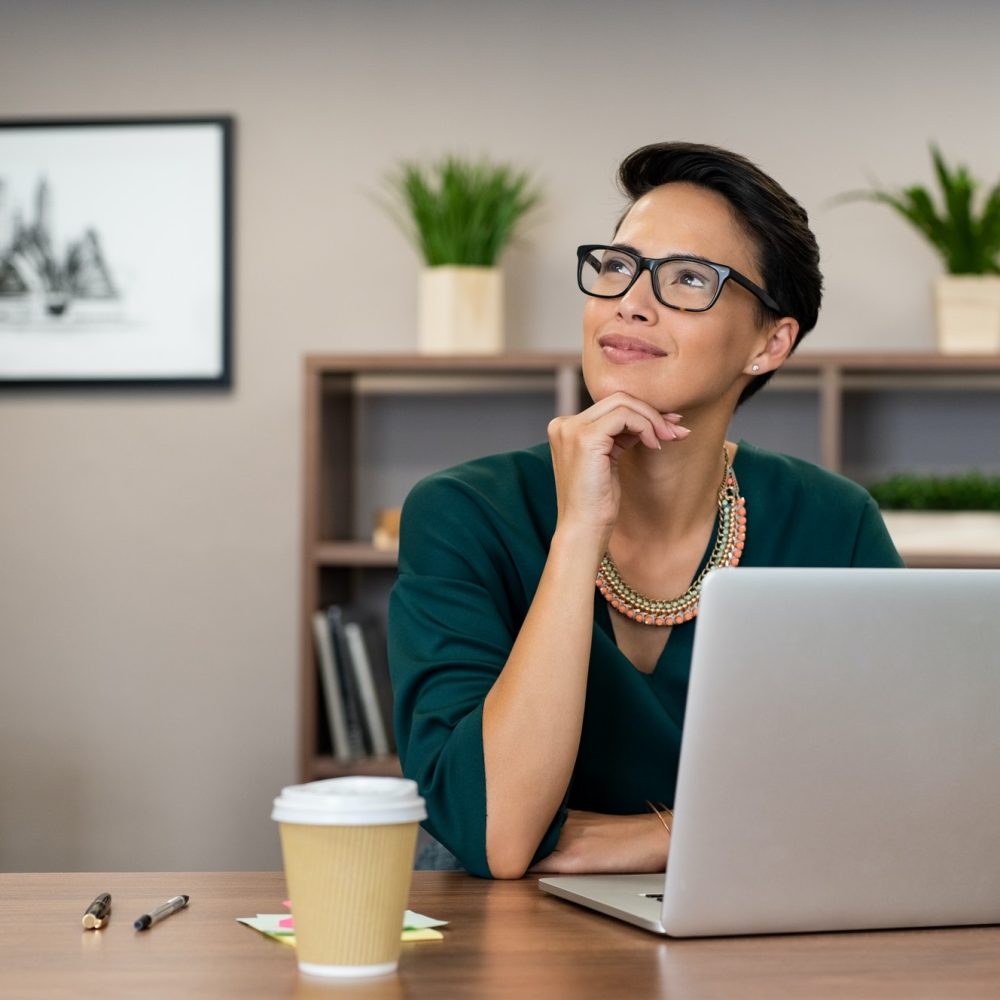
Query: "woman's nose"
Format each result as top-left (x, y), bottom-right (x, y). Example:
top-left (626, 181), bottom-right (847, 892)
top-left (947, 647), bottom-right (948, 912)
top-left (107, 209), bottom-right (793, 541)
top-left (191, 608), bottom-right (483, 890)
top-left (617, 269), bottom-right (658, 322)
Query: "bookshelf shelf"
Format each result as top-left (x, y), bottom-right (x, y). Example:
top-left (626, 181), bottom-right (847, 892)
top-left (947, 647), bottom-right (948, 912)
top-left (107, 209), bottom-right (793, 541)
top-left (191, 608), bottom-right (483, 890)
top-left (299, 352), bottom-right (1000, 782)
top-left (312, 754), bottom-right (402, 780)
top-left (313, 542), bottom-right (399, 568)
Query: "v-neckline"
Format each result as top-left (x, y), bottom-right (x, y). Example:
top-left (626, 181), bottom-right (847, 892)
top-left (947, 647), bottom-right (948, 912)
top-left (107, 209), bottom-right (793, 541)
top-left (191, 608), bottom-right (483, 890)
top-left (594, 441), bottom-right (749, 676)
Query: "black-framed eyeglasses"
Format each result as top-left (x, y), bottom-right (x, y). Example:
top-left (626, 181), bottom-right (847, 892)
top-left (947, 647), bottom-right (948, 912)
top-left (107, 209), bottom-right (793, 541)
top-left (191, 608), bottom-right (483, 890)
top-left (576, 244), bottom-right (783, 315)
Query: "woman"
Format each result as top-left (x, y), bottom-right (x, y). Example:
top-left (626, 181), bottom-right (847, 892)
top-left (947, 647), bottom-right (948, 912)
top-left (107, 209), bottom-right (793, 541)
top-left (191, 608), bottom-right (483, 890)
top-left (389, 141), bottom-right (902, 879)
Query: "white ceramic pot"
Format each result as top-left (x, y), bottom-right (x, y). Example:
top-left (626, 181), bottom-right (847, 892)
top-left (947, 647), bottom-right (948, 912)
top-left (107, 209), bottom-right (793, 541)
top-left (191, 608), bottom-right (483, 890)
top-left (934, 275), bottom-right (1000, 354)
top-left (418, 266), bottom-right (503, 354)
top-left (881, 510), bottom-right (1000, 560)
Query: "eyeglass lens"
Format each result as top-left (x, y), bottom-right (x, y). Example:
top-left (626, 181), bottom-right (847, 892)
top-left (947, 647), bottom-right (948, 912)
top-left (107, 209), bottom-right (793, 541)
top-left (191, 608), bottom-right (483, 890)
top-left (579, 247), bottom-right (721, 310)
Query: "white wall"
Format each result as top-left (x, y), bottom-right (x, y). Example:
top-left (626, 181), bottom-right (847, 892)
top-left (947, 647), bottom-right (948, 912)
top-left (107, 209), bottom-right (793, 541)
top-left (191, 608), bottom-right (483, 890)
top-left (2, 0), bottom-right (998, 870)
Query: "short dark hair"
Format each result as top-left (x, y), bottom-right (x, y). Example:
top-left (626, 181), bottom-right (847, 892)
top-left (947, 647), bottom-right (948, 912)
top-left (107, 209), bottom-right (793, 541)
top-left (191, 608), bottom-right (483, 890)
top-left (616, 141), bottom-right (823, 404)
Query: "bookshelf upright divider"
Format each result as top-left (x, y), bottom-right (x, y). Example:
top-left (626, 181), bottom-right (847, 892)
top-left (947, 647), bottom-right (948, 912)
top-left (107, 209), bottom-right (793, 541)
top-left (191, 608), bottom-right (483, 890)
top-left (300, 352), bottom-right (1000, 782)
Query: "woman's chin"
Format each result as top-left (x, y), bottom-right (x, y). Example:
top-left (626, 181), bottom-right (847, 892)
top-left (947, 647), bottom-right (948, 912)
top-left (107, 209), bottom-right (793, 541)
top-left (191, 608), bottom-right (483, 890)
top-left (584, 369), bottom-right (679, 411)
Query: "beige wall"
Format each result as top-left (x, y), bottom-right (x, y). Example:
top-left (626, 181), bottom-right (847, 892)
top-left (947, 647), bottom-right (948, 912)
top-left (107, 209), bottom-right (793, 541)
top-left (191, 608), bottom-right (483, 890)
top-left (2, 0), bottom-right (998, 870)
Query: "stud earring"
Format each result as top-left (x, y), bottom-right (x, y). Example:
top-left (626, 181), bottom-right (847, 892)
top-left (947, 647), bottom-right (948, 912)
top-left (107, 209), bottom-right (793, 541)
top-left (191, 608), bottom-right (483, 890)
top-left (751, 364), bottom-right (760, 373)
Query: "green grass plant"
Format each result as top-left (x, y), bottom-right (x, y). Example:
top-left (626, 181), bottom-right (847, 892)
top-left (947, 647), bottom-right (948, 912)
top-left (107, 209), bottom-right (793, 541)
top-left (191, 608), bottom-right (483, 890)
top-left (840, 146), bottom-right (1000, 274)
top-left (867, 471), bottom-right (1000, 511)
top-left (384, 156), bottom-right (541, 267)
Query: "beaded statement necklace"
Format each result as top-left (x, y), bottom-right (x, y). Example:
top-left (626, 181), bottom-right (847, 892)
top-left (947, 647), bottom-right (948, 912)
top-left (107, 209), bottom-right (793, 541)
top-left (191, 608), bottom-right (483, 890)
top-left (595, 447), bottom-right (746, 627)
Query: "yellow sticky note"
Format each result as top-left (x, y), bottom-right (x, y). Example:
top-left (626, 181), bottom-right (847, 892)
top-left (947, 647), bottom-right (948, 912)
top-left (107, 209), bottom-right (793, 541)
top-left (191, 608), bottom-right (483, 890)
top-left (401, 928), bottom-right (444, 942)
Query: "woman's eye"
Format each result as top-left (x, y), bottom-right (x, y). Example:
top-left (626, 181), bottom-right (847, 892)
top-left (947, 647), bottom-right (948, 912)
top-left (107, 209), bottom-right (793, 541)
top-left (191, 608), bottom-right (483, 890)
top-left (676, 270), bottom-right (707, 288)
top-left (601, 256), bottom-right (634, 277)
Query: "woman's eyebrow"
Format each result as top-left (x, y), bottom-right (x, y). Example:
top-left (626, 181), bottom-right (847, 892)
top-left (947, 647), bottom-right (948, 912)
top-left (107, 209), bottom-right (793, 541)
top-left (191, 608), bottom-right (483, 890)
top-left (610, 241), bottom-right (707, 262)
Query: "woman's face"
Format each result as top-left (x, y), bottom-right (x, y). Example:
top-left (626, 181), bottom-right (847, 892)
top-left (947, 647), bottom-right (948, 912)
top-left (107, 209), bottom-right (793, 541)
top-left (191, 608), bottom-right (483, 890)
top-left (581, 181), bottom-right (775, 418)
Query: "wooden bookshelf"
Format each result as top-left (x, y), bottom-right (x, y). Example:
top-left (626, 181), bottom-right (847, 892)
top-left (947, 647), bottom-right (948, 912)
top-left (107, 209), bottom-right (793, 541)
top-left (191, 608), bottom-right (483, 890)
top-left (299, 352), bottom-right (1000, 781)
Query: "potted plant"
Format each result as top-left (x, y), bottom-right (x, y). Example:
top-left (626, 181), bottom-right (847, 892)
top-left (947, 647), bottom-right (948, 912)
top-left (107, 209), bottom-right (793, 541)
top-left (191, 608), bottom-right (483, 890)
top-left (383, 156), bottom-right (541, 354)
top-left (867, 471), bottom-right (1000, 512)
top-left (844, 146), bottom-right (1000, 354)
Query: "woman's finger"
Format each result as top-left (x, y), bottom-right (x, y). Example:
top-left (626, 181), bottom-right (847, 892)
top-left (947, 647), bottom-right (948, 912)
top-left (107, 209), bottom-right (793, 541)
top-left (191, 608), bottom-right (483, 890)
top-left (575, 391), bottom-right (690, 442)
top-left (595, 404), bottom-right (691, 451)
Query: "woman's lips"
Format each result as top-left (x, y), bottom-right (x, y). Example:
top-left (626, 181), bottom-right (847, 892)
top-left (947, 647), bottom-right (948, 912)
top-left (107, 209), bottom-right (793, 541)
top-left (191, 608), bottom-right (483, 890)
top-left (598, 334), bottom-right (667, 364)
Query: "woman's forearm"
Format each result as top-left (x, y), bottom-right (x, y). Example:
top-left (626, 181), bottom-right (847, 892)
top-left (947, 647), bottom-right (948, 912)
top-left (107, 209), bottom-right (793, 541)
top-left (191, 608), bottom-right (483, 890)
top-left (482, 396), bottom-right (684, 877)
top-left (529, 810), bottom-right (671, 875)
top-left (482, 523), bottom-right (604, 878)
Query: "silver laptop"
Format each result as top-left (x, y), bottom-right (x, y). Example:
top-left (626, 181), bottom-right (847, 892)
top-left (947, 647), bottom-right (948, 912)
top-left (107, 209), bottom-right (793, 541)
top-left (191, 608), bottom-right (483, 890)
top-left (539, 567), bottom-right (1000, 936)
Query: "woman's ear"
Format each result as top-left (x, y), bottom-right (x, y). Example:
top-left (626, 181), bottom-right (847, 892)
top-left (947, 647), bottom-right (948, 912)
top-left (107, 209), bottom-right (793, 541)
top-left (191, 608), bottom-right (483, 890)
top-left (745, 317), bottom-right (799, 376)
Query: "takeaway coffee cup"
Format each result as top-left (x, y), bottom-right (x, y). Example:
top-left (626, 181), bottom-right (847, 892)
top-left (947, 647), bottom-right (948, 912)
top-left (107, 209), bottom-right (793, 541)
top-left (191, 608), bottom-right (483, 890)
top-left (271, 776), bottom-right (426, 978)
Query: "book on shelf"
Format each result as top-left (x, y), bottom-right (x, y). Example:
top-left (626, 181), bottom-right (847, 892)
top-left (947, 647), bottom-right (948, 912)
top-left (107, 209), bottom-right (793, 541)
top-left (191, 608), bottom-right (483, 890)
top-left (325, 606), bottom-right (368, 759)
top-left (314, 604), bottom-right (396, 761)
top-left (311, 610), bottom-right (352, 763)
top-left (358, 616), bottom-right (397, 755)
top-left (342, 618), bottom-right (391, 756)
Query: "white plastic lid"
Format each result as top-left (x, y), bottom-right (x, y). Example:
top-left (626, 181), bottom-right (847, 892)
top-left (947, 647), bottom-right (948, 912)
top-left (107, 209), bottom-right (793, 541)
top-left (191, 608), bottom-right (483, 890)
top-left (271, 776), bottom-right (427, 826)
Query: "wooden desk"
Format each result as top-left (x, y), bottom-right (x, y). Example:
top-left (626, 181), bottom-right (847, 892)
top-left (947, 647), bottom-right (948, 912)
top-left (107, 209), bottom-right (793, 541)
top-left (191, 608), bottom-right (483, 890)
top-left (3, 871), bottom-right (1000, 998)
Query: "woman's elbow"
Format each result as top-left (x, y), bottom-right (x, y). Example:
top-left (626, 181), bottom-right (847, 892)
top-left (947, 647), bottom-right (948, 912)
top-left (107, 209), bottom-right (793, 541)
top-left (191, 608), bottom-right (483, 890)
top-left (488, 858), bottom-right (530, 880)
top-left (486, 838), bottom-right (535, 880)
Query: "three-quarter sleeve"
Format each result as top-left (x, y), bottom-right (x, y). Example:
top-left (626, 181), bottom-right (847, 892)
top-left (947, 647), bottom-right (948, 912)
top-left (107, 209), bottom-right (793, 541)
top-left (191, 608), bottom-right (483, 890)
top-left (850, 496), bottom-right (905, 567)
top-left (388, 466), bottom-right (565, 877)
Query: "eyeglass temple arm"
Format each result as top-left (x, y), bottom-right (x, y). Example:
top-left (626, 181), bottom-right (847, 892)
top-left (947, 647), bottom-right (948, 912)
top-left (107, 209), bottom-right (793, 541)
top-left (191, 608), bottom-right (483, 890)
top-left (727, 270), bottom-right (783, 314)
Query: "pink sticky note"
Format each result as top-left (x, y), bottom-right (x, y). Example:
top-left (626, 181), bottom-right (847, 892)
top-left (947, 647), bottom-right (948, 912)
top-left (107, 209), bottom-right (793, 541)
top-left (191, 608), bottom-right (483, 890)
top-left (278, 916), bottom-right (295, 929)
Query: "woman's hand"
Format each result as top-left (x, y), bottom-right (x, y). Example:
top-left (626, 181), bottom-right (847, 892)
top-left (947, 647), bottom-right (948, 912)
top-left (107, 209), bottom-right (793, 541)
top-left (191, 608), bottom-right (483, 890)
top-left (528, 809), bottom-right (671, 875)
top-left (547, 393), bottom-right (689, 549)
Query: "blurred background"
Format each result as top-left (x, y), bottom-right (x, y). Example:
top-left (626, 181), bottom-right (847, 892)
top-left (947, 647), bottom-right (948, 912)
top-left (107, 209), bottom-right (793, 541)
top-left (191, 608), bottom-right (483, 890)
top-left (1, 0), bottom-right (998, 871)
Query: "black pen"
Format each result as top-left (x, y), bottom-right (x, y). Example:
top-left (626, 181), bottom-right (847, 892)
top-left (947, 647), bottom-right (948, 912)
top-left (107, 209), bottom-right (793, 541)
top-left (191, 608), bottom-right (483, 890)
top-left (133, 894), bottom-right (189, 931)
top-left (82, 892), bottom-right (112, 930)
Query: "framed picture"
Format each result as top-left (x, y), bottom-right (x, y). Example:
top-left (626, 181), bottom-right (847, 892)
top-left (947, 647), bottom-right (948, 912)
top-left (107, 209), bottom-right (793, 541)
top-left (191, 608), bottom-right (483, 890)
top-left (0, 116), bottom-right (232, 388)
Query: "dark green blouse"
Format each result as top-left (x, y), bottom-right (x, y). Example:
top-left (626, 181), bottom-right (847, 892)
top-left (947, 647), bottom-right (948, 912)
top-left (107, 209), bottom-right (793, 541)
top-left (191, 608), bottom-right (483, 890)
top-left (388, 441), bottom-right (903, 878)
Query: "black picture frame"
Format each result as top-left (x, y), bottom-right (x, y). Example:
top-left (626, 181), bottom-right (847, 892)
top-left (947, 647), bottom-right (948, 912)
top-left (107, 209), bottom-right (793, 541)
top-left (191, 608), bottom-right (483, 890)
top-left (0, 116), bottom-right (233, 389)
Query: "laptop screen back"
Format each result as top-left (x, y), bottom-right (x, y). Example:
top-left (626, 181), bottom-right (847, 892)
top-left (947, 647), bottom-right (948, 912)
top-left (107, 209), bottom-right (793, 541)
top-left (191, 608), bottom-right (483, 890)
top-left (663, 567), bottom-right (1000, 936)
